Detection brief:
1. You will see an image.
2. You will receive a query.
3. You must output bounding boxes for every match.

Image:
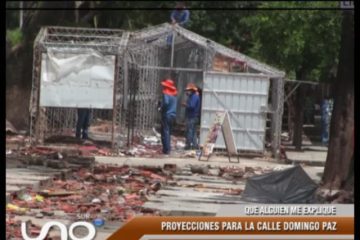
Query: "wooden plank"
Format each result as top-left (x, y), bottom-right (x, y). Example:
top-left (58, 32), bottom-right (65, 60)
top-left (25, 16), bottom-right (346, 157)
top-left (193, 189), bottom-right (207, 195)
top-left (200, 112), bottom-right (226, 159)
top-left (222, 112), bottom-right (238, 155)
top-left (199, 112), bottom-right (239, 162)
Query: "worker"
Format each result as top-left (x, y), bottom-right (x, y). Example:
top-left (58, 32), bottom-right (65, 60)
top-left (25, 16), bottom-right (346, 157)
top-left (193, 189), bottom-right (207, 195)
top-left (167, 2), bottom-right (190, 46)
top-left (320, 95), bottom-right (333, 145)
top-left (159, 79), bottom-right (178, 155)
top-left (76, 108), bottom-right (91, 140)
top-left (182, 83), bottom-right (201, 150)
top-left (170, 1), bottom-right (190, 27)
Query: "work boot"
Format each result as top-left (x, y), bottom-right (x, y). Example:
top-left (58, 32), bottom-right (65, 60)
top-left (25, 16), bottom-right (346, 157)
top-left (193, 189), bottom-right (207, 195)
top-left (82, 129), bottom-right (88, 140)
top-left (162, 152), bottom-right (171, 158)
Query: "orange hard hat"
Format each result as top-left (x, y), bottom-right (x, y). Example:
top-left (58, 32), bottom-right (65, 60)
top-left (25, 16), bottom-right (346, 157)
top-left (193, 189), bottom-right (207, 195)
top-left (161, 79), bottom-right (177, 96)
top-left (185, 83), bottom-right (198, 91)
top-left (161, 79), bottom-right (176, 90)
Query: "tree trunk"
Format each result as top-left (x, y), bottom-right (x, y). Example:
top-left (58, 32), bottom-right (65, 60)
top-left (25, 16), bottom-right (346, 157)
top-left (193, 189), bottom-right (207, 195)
top-left (74, 1), bottom-right (82, 24)
top-left (286, 88), bottom-right (295, 141)
top-left (344, 154), bottom-right (354, 190)
top-left (292, 71), bottom-right (306, 150)
top-left (322, 11), bottom-right (354, 189)
top-left (19, 1), bottom-right (23, 29)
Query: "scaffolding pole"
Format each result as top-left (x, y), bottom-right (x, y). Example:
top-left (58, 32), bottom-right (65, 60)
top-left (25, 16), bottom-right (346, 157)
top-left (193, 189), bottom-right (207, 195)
top-left (170, 30), bottom-right (175, 68)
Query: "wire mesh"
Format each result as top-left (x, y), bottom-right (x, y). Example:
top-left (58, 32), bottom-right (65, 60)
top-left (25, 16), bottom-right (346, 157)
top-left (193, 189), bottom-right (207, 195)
top-left (30, 26), bottom-right (127, 146)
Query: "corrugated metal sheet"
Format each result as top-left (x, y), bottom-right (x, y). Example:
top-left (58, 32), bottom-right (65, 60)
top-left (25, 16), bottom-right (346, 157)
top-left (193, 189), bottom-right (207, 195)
top-left (200, 72), bottom-right (270, 151)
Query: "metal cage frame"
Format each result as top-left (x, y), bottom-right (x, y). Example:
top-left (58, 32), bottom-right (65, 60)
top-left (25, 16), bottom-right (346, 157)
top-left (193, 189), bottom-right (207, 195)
top-left (30, 24), bottom-right (285, 159)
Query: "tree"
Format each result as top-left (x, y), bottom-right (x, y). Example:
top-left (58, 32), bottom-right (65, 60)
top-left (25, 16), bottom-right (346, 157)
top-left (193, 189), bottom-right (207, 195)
top-left (322, 11), bottom-right (354, 189)
top-left (187, 1), bottom-right (258, 50)
top-left (242, 1), bottom-right (341, 150)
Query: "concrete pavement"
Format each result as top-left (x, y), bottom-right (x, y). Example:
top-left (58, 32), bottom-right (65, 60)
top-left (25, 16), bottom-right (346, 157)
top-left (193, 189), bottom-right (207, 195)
top-left (94, 155), bottom-right (324, 183)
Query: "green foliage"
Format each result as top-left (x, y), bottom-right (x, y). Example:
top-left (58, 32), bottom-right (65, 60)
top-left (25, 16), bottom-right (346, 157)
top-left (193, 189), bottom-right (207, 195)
top-left (242, 1), bottom-right (342, 81)
top-left (5, 1), bottom-right (342, 84)
top-left (186, 1), bottom-right (259, 52)
top-left (6, 28), bottom-right (23, 46)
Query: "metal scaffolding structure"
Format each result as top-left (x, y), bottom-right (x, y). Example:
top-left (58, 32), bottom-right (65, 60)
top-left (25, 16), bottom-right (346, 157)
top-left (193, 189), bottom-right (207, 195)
top-left (30, 23), bottom-right (285, 158)
top-left (30, 26), bottom-right (128, 147)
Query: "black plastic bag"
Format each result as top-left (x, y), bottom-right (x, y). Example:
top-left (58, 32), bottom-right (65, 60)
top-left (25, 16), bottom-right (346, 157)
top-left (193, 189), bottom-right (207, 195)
top-left (241, 165), bottom-right (318, 203)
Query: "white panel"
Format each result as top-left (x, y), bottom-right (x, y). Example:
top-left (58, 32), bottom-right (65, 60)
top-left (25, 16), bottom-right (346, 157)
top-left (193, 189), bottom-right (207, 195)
top-left (200, 72), bottom-right (270, 151)
top-left (39, 49), bottom-right (115, 109)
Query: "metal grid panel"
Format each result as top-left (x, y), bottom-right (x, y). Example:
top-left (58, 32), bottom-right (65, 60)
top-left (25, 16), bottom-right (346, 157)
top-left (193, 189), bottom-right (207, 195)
top-left (30, 26), bottom-right (129, 146)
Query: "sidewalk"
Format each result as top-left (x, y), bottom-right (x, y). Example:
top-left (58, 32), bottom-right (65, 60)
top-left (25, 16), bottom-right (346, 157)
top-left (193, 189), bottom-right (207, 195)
top-left (284, 140), bottom-right (328, 167)
top-left (95, 155), bottom-right (324, 183)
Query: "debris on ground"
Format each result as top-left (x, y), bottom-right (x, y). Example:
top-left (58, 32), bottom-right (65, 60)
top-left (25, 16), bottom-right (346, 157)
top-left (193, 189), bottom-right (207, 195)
top-left (329, 190), bottom-right (354, 203)
top-left (6, 164), bottom-right (167, 232)
top-left (316, 188), bottom-right (354, 203)
top-left (220, 166), bottom-right (245, 179)
top-left (208, 168), bottom-right (220, 176)
top-left (163, 164), bottom-right (177, 173)
top-left (6, 216), bottom-right (42, 239)
top-left (190, 165), bottom-right (209, 174)
top-left (183, 150), bottom-right (197, 158)
top-left (152, 127), bottom-right (161, 138)
top-left (6, 120), bottom-right (18, 134)
top-left (143, 136), bottom-right (160, 145)
top-left (6, 203), bottom-right (28, 214)
top-left (280, 145), bottom-right (287, 160)
top-left (176, 141), bottom-right (186, 149)
top-left (89, 120), bottom-right (113, 133)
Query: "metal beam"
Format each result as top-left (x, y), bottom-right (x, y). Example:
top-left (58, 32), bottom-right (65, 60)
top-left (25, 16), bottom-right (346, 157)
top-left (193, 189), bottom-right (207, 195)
top-left (45, 26), bottom-right (124, 33)
top-left (46, 33), bottom-right (123, 40)
top-left (123, 55), bottom-right (129, 110)
top-left (284, 82), bottom-right (301, 102)
top-left (111, 56), bottom-right (119, 149)
top-left (170, 29), bottom-right (175, 67)
top-left (285, 79), bottom-right (319, 85)
top-left (203, 89), bottom-right (267, 96)
top-left (138, 65), bottom-right (203, 72)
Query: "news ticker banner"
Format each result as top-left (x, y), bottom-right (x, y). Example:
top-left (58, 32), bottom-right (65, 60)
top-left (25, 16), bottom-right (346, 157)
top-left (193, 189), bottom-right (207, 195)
top-left (107, 204), bottom-right (354, 240)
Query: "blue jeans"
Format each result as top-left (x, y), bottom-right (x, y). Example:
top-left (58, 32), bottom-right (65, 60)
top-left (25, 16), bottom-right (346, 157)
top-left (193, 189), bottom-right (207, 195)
top-left (161, 115), bottom-right (175, 154)
top-left (321, 117), bottom-right (330, 144)
top-left (76, 108), bottom-right (91, 139)
top-left (185, 117), bottom-right (199, 149)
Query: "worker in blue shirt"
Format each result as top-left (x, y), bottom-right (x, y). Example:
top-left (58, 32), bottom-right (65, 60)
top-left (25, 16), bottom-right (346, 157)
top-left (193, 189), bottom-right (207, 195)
top-left (320, 96), bottom-right (333, 145)
top-left (159, 79), bottom-right (178, 155)
top-left (170, 2), bottom-right (190, 27)
top-left (182, 83), bottom-right (201, 150)
top-left (167, 2), bottom-right (190, 45)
